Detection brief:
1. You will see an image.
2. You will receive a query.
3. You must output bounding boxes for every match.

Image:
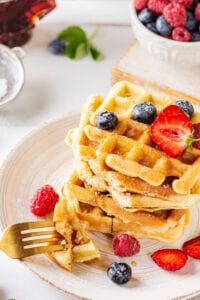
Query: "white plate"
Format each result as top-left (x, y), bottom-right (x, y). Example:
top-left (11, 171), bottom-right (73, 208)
top-left (0, 112), bottom-right (200, 300)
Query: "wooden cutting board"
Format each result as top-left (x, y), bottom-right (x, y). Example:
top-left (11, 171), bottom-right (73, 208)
top-left (112, 40), bottom-right (200, 104)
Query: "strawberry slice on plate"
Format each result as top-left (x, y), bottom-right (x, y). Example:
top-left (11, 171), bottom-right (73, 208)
top-left (150, 105), bottom-right (193, 157)
top-left (151, 248), bottom-right (188, 271)
top-left (183, 235), bottom-right (200, 259)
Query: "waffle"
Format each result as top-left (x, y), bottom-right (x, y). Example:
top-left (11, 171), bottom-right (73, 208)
top-left (51, 80), bottom-right (200, 270)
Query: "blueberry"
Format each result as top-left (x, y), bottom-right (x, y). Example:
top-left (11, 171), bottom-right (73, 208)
top-left (133, 102), bottom-right (157, 124)
top-left (146, 22), bottom-right (159, 34)
top-left (107, 262), bottom-right (132, 285)
top-left (96, 111), bottom-right (118, 130)
top-left (191, 31), bottom-right (200, 41)
top-left (48, 39), bottom-right (66, 55)
top-left (138, 8), bottom-right (155, 25)
top-left (156, 15), bottom-right (172, 36)
top-left (185, 11), bottom-right (198, 31)
top-left (175, 100), bottom-right (194, 118)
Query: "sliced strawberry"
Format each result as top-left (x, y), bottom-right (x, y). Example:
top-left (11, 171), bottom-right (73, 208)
top-left (151, 248), bottom-right (188, 271)
top-left (182, 235), bottom-right (200, 259)
top-left (150, 105), bottom-right (193, 157)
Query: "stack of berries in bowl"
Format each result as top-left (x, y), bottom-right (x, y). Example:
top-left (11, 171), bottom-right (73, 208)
top-left (134, 0), bottom-right (200, 42)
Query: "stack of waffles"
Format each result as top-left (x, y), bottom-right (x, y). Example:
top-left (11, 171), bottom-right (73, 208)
top-left (51, 81), bottom-right (200, 270)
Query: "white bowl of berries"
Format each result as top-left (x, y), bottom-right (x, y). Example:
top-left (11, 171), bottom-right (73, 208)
top-left (130, 0), bottom-right (200, 67)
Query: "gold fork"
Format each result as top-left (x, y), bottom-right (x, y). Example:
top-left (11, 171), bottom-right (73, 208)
top-left (0, 220), bottom-right (64, 259)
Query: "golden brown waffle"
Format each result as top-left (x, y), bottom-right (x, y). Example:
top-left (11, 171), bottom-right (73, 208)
top-left (51, 81), bottom-right (200, 270)
top-left (62, 170), bottom-right (189, 236)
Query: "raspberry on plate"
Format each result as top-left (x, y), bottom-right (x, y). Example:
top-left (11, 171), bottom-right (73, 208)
top-left (192, 123), bottom-right (200, 149)
top-left (112, 233), bottom-right (140, 257)
top-left (151, 249), bottom-right (188, 271)
top-left (30, 185), bottom-right (59, 216)
top-left (163, 3), bottom-right (186, 27)
top-left (172, 27), bottom-right (191, 41)
top-left (148, 0), bottom-right (169, 15)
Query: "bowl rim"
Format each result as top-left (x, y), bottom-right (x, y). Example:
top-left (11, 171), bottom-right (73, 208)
top-left (130, 0), bottom-right (200, 47)
top-left (0, 43), bottom-right (25, 108)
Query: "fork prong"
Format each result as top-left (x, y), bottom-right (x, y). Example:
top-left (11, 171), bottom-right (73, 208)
top-left (23, 237), bottom-right (63, 246)
top-left (21, 231), bottom-right (61, 239)
top-left (23, 244), bottom-right (64, 257)
top-left (11, 221), bottom-right (55, 231)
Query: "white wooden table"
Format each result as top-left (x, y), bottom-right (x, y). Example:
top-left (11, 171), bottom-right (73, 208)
top-left (0, 1), bottom-right (133, 299)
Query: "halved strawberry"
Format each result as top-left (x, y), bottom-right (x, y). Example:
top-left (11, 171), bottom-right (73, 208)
top-left (182, 235), bottom-right (200, 259)
top-left (150, 105), bottom-right (193, 157)
top-left (151, 248), bottom-right (188, 271)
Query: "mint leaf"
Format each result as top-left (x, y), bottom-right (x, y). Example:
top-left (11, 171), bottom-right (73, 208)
top-left (64, 42), bottom-right (87, 59)
top-left (57, 26), bottom-right (102, 61)
top-left (59, 26), bottom-right (87, 44)
top-left (89, 43), bottom-right (101, 60)
top-left (74, 42), bottom-right (87, 59)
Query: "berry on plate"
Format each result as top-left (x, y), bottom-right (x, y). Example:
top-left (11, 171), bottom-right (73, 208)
top-left (163, 3), bottom-right (187, 27)
top-left (182, 235), bottom-right (200, 259)
top-left (175, 99), bottom-right (194, 118)
top-left (151, 248), bottom-right (188, 271)
top-left (133, 102), bottom-right (157, 124)
top-left (191, 31), bottom-right (200, 42)
top-left (30, 185), bottom-right (59, 216)
top-left (170, 0), bottom-right (193, 7)
top-left (185, 11), bottom-right (198, 31)
top-left (150, 105), bottom-right (193, 157)
top-left (146, 22), bottom-right (159, 34)
top-left (107, 262), bottom-right (132, 284)
top-left (112, 233), bottom-right (140, 257)
top-left (192, 123), bottom-right (200, 149)
top-left (96, 111), bottom-right (118, 130)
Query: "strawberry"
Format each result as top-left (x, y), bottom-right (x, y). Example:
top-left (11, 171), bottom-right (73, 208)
top-left (151, 248), bottom-right (188, 271)
top-left (150, 105), bottom-right (193, 157)
top-left (182, 235), bottom-right (200, 259)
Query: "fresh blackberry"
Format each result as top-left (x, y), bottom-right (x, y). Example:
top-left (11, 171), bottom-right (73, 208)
top-left (133, 102), bottom-right (157, 124)
top-left (96, 111), bottom-right (118, 130)
top-left (191, 31), bottom-right (200, 41)
top-left (107, 262), bottom-right (132, 285)
top-left (156, 15), bottom-right (172, 36)
top-left (185, 11), bottom-right (198, 31)
top-left (48, 39), bottom-right (66, 55)
top-left (175, 99), bottom-right (194, 118)
top-left (146, 22), bottom-right (159, 34)
top-left (138, 8), bottom-right (155, 24)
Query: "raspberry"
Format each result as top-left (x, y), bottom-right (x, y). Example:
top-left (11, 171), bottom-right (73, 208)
top-left (30, 185), bottom-right (59, 216)
top-left (148, 0), bottom-right (169, 15)
top-left (193, 123), bottom-right (200, 149)
top-left (163, 3), bottom-right (186, 27)
top-left (170, 0), bottom-right (192, 7)
top-left (134, 0), bottom-right (148, 10)
top-left (112, 233), bottom-right (140, 257)
top-left (195, 3), bottom-right (200, 22)
top-left (172, 27), bottom-right (191, 41)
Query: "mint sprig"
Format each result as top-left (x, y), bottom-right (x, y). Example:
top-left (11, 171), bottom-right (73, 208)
top-left (58, 26), bottom-right (101, 60)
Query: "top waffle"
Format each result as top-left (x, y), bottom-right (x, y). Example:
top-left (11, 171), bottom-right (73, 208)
top-left (67, 80), bottom-right (200, 197)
